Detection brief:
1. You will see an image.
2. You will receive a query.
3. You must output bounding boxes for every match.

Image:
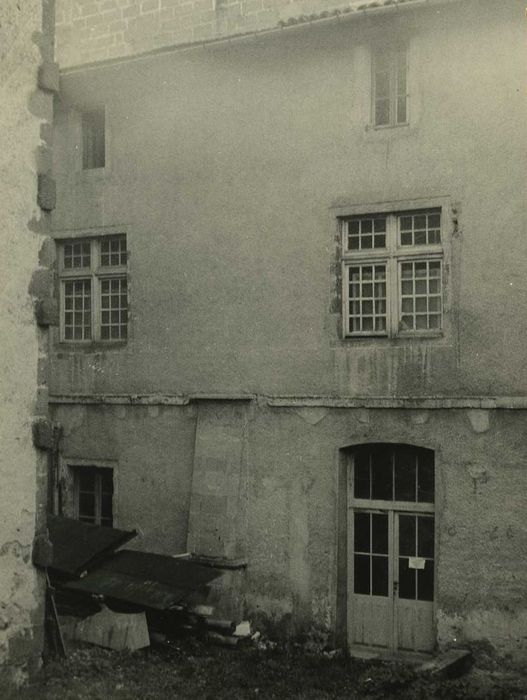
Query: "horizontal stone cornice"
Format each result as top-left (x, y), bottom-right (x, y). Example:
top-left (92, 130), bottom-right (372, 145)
top-left (48, 393), bottom-right (527, 410)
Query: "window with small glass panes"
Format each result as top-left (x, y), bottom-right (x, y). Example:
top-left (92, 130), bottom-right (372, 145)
top-left (58, 235), bottom-right (128, 342)
top-left (72, 465), bottom-right (113, 527)
top-left (342, 210), bottom-right (443, 337)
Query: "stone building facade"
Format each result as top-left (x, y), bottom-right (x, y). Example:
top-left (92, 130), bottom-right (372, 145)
top-left (0, 0), bottom-right (57, 686)
top-left (51, 0), bottom-right (527, 662)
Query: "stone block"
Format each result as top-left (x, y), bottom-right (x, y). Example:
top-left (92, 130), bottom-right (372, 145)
top-left (141, 0), bottom-right (160, 13)
top-left (410, 410), bottom-right (429, 425)
top-left (32, 418), bottom-right (54, 450)
top-left (357, 408), bottom-right (370, 424)
top-left (29, 268), bottom-right (54, 299)
top-left (38, 237), bottom-right (56, 267)
top-left (32, 533), bottom-right (53, 569)
top-left (294, 407), bottom-right (328, 425)
top-left (419, 648), bottom-right (472, 678)
top-left (35, 144), bottom-right (53, 174)
top-left (8, 630), bottom-right (41, 664)
top-left (37, 174), bottom-right (56, 211)
top-left (35, 297), bottom-right (58, 327)
top-left (35, 387), bottom-right (50, 416)
top-left (466, 409), bottom-right (490, 433)
top-left (28, 90), bottom-right (53, 120)
top-left (37, 61), bottom-right (60, 93)
top-left (40, 122), bottom-right (54, 147)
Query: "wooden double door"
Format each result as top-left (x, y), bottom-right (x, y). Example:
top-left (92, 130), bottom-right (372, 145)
top-left (348, 444), bottom-right (436, 654)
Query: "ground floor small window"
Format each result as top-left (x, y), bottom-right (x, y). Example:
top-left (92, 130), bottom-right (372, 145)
top-left (73, 466), bottom-right (113, 527)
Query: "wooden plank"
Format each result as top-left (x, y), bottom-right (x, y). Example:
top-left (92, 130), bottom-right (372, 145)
top-left (46, 573), bottom-right (67, 658)
top-left (419, 649), bottom-right (473, 678)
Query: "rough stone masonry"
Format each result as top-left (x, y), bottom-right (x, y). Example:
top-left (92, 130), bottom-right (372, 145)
top-left (0, 0), bottom-right (57, 687)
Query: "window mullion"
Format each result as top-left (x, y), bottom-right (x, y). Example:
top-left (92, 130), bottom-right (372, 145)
top-left (387, 216), bottom-right (398, 337)
top-left (392, 448), bottom-right (395, 500)
top-left (387, 214), bottom-right (397, 253)
top-left (388, 257), bottom-right (398, 337)
top-left (343, 263), bottom-right (350, 337)
top-left (390, 52), bottom-right (396, 126)
top-left (92, 239), bottom-right (100, 341)
top-left (60, 280), bottom-right (66, 342)
top-left (371, 53), bottom-right (377, 126)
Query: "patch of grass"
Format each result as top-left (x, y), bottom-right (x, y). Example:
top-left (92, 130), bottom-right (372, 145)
top-left (9, 639), bottom-right (527, 700)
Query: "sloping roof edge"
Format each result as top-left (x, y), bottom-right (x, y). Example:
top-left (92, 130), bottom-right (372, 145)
top-left (60, 0), bottom-right (464, 76)
top-left (48, 515), bottom-right (137, 577)
top-left (63, 549), bottom-right (224, 610)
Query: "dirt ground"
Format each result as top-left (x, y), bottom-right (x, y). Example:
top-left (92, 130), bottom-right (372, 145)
top-left (10, 639), bottom-right (527, 700)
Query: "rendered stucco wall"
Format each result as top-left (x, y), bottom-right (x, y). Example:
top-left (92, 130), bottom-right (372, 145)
top-left (0, 0), bottom-right (55, 686)
top-left (54, 403), bottom-right (196, 553)
top-left (246, 405), bottom-right (527, 662)
top-left (52, 401), bottom-right (527, 663)
top-left (51, 0), bottom-right (527, 399)
top-left (49, 0), bottom-right (527, 665)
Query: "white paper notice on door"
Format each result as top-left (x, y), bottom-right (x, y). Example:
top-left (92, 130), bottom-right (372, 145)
top-left (408, 557), bottom-right (426, 570)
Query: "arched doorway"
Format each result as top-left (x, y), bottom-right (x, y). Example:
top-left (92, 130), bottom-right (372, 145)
top-left (347, 443), bottom-right (435, 653)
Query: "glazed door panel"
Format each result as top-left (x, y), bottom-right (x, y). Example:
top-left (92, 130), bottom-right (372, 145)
top-left (350, 509), bottom-right (435, 652)
top-left (350, 510), bottom-right (394, 649)
top-left (348, 444), bottom-right (436, 653)
top-left (395, 513), bottom-right (435, 652)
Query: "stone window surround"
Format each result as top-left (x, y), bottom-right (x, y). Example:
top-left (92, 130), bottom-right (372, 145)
top-left (59, 457), bottom-right (119, 528)
top-left (55, 225), bottom-right (129, 346)
top-left (330, 196), bottom-right (455, 345)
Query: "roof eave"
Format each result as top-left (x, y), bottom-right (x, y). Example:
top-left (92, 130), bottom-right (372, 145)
top-left (60, 0), bottom-right (465, 76)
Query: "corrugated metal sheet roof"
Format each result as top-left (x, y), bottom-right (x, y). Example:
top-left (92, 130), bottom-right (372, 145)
top-left (48, 516), bottom-right (137, 577)
top-left (64, 550), bottom-right (223, 610)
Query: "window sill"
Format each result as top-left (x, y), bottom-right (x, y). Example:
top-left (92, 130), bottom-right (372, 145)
top-left (342, 331), bottom-right (443, 342)
top-left (396, 331), bottom-right (443, 339)
top-left (368, 121), bottom-right (410, 131)
top-left (57, 341), bottom-right (128, 353)
top-left (74, 168), bottom-right (108, 184)
top-left (362, 123), bottom-right (418, 142)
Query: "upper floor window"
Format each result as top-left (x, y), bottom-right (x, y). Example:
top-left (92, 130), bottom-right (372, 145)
top-left (82, 107), bottom-right (105, 169)
top-left (372, 45), bottom-right (408, 127)
top-left (342, 210), bottom-right (443, 338)
top-left (58, 234), bottom-right (128, 343)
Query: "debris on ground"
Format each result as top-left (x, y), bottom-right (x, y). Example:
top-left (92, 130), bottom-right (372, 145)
top-left (39, 519), bottom-right (527, 700)
top-left (62, 605), bottom-right (149, 651)
top-left (47, 516), bottom-right (243, 655)
top-left (9, 638), bottom-right (527, 700)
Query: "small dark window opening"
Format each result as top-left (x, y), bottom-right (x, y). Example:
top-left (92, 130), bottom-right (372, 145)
top-left (74, 466), bottom-right (113, 527)
top-left (82, 108), bottom-right (105, 170)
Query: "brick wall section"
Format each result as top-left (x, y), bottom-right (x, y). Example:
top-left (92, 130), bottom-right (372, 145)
top-left (55, 0), bottom-right (353, 67)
